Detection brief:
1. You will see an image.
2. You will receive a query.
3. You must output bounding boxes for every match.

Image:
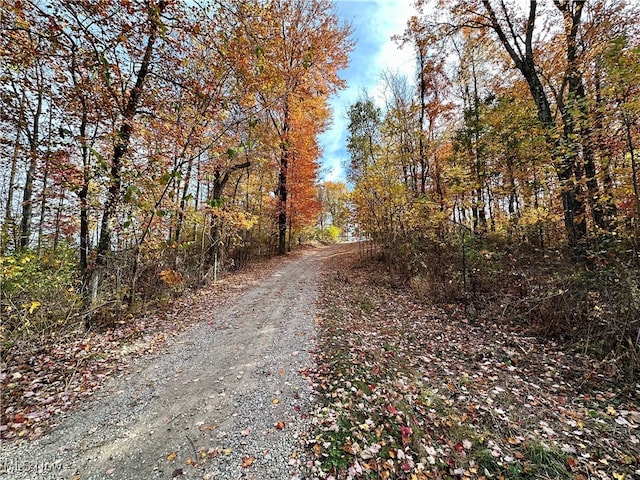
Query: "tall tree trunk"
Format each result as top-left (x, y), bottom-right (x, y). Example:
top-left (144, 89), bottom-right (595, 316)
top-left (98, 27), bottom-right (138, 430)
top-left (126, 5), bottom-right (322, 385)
top-left (482, 0), bottom-right (586, 249)
top-left (68, 41), bottom-right (93, 290)
top-left (79, 102), bottom-right (90, 279)
top-left (2, 91), bottom-right (25, 253)
top-left (88, 1), bottom-right (167, 324)
top-left (19, 82), bottom-right (43, 250)
top-left (417, 43), bottom-right (428, 196)
top-left (277, 104), bottom-right (290, 255)
top-left (465, 60), bottom-right (486, 236)
top-left (94, 1), bottom-right (167, 269)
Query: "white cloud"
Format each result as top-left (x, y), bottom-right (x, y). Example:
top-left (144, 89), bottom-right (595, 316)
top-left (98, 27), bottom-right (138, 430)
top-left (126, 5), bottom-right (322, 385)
top-left (319, 0), bottom-right (419, 182)
top-left (372, 1), bottom-right (417, 81)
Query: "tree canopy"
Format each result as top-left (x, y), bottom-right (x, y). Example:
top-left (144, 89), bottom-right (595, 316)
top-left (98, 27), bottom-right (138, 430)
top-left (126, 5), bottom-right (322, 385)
top-left (1, 0), bottom-right (351, 328)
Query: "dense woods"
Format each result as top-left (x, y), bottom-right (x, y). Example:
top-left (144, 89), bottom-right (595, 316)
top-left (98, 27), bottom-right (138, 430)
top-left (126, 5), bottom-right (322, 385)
top-left (348, 0), bottom-right (639, 367)
top-left (2, 0), bottom-right (638, 367)
top-left (1, 0), bottom-right (351, 335)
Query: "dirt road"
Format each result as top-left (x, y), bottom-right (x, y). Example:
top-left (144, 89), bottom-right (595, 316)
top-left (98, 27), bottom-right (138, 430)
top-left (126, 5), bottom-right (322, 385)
top-left (1, 247), bottom-right (329, 480)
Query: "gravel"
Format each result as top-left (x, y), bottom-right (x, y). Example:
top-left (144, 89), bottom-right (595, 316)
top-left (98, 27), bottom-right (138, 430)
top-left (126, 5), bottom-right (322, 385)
top-left (0, 248), bottom-right (326, 480)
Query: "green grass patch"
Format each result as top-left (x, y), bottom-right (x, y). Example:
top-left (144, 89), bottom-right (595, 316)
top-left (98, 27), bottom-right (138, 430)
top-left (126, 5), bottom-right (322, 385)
top-left (523, 442), bottom-right (571, 479)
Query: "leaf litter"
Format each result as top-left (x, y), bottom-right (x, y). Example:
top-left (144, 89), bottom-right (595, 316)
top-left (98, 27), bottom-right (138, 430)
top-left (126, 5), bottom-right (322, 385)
top-left (306, 245), bottom-right (640, 479)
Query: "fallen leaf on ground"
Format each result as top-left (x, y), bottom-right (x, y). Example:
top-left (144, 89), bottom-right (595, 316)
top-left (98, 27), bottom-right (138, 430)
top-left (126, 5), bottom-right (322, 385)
top-left (307, 247), bottom-right (640, 480)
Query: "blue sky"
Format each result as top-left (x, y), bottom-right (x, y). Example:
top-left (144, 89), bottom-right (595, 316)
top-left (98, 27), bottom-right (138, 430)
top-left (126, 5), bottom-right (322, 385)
top-left (319, 0), bottom-right (417, 182)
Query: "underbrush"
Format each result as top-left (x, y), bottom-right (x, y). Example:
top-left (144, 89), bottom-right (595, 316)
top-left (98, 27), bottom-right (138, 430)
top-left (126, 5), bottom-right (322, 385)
top-left (497, 253), bottom-right (640, 373)
top-left (1, 246), bottom-right (82, 343)
top-left (399, 236), bottom-right (640, 381)
top-left (0, 238), bottom-right (278, 347)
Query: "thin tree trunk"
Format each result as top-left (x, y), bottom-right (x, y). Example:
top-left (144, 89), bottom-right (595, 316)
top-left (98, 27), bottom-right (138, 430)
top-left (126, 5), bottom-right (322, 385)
top-left (2, 92), bottom-right (25, 253)
top-left (277, 103), bottom-right (290, 255)
top-left (486, 181), bottom-right (495, 232)
top-left (94, 1), bottom-right (167, 269)
top-left (471, 59), bottom-right (486, 236)
top-left (207, 161), bottom-right (251, 266)
top-left (506, 155), bottom-right (519, 216)
top-left (175, 156), bottom-right (194, 243)
top-left (37, 107), bottom-right (55, 253)
top-left (37, 157), bottom-right (49, 253)
top-left (20, 83), bottom-right (43, 250)
top-left (79, 102), bottom-right (90, 279)
top-left (52, 190), bottom-right (65, 252)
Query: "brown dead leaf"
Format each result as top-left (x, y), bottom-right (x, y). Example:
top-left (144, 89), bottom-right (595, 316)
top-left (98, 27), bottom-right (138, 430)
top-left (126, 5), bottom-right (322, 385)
top-left (167, 451), bottom-right (177, 461)
top-left (241, 456), bottom-right (255, 468)
top-left (198, 423), bottom-right (217, 434)
top-left (343, 440), bottom-right (354, 455)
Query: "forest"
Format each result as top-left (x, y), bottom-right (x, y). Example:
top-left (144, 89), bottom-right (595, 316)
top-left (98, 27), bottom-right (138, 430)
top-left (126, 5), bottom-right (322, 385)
top-left (1, 0), bottom-right (639, 367)
top-left (347, 0), bottom-right (639, 371)
top-left (1, 0), bottom-right (352, 336)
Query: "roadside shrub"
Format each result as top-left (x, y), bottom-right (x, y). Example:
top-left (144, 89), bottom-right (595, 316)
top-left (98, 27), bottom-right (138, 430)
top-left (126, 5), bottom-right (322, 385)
top-left (469, 240), bottom-right (640, 378)
top-left (1, 246), bottom-right (82, 341)
top-left (405, 237), bottom-right (464, 303)
top-left (397, 233), bottom-right (639, 378)
top-left (314, 225), bottom-right (342, 243)
top-left (523, 260), bottom-right (639, 365)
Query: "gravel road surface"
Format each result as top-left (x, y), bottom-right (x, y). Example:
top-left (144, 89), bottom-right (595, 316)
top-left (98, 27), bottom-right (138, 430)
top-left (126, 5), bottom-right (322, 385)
top-left (1, 247), bottom-right (328, 480)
